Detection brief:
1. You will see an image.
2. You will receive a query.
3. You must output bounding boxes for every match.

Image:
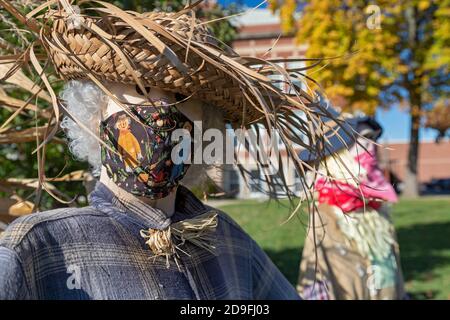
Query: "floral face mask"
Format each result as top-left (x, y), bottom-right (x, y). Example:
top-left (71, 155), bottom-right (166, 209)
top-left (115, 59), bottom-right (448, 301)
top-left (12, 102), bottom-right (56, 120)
top-left (100, 103), bottom-right (194, 199)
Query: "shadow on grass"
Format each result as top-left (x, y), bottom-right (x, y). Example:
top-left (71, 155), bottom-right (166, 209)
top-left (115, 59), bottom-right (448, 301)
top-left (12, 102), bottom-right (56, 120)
top-left (396, 221), bottom-right (450, 299)
top-left (265, 247), bottom-right (303, 285)
top-left (264, 222), bottom-right (450, 299)
top-left (397, 221), bottom-right (450, 279)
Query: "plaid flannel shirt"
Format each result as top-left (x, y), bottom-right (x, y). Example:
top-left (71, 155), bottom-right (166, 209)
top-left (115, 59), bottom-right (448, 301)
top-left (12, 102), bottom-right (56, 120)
top-left (0, 182), bottom-right (300, 300)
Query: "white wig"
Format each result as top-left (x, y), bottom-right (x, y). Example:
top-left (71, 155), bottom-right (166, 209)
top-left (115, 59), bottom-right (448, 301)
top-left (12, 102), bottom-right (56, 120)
top-left (59, 80), bottom-right (106, 176)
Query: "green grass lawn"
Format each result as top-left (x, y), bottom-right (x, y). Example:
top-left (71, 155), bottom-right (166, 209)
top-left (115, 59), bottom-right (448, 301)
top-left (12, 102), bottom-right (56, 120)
top-left (219, 197), bottom-right (450, 300)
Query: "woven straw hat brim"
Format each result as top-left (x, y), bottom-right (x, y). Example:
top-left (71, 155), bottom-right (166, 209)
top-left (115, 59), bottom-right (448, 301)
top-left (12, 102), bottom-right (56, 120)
top-left (299, 107), bottom-right (383, 163)
top-left (299, 117), bottom-right (360, 163)
top-left (45, 4), bottom-right (299, 124)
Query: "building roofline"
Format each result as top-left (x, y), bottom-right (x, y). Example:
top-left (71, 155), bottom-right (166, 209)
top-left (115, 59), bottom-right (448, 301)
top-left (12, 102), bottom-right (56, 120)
top-left (235, 32), bottom-right (295, 40)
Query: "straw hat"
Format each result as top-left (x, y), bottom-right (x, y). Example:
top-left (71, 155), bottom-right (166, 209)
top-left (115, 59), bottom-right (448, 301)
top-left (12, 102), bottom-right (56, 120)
top-left (0, 0), bottom-right (351, 201)
top-left (48, 8), bottom-right (258, 124)
top-left (1, 0), bottom-right (323, 124)
top-left (299, 101), bottom-right (383, 163)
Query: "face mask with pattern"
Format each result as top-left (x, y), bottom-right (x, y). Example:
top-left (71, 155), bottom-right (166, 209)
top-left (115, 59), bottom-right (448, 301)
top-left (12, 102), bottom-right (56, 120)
top-left (100, 103), bottom-right (194, 199)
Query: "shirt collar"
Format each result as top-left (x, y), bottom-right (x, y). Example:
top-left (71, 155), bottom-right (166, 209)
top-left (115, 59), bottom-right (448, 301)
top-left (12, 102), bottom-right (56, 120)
top-left (88, 180), bottom-right (208, 230)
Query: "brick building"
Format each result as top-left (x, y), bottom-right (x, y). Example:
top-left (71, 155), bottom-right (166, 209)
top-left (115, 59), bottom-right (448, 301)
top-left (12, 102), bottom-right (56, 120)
top-left (232, 9), bottom-right (305, 59)
top-left (379, 141), bottom-right (450, 193)
top-left (220, 9), bottom-right (306, 199)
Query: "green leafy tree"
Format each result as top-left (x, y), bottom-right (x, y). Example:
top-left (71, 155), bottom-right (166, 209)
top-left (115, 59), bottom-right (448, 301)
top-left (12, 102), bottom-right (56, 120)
top-left (270, 0), bottom-right (449, 196)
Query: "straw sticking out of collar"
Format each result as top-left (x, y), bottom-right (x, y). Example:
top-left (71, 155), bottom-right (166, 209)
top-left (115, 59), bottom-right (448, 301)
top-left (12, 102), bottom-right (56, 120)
top-left (140, 211), bottom-right (218, 269)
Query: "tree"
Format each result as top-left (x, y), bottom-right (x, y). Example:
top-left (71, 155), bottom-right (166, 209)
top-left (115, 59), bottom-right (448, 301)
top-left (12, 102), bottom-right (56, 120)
top-left (425, 98), bottom-right (450, 143)
top-left (117, 0), bottom-right (237, 45)
top-left (270, 0), bottom-right (449, 197)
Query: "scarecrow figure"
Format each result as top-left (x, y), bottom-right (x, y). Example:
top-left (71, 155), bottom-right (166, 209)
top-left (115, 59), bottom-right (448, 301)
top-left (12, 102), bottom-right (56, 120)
top-left (296, 104), bottom-right (406, 300)
top-left (0, 0), bottom-right (350, 299)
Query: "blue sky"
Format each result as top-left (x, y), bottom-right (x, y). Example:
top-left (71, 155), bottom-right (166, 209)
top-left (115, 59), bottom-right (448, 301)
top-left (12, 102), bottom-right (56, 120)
top-left (218, 0), bottom-right (267, 7)
top-left (217, 0), bottom-right (437, 142)
top-left (376, 106), bottom-right (436, 143)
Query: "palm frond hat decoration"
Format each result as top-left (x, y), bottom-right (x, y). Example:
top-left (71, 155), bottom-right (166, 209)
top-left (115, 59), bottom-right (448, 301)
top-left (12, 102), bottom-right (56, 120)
top-left (0, 0), bottom-right (353, 207)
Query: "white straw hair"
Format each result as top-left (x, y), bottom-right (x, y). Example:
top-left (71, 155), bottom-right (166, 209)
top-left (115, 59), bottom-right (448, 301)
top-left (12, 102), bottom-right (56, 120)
top-left (59, 80), bottom-right (106, 176)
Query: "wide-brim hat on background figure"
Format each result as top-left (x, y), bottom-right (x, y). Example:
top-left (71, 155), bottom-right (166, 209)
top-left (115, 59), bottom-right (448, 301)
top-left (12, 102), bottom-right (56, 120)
top-left (298, 97), bottom-right (383, 163)
top-left (0, 0), bottom-right (352, 201)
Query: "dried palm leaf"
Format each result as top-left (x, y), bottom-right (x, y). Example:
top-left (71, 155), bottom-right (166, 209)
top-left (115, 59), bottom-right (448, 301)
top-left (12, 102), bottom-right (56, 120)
top-left (8, 194), bottom-right (34, 216)
top-left (0, 195), bottom-right (33, 225)
top-left (0, 88), bottom-right (51, 117)
top-left (0, 176), bottom-right (77, 205)
top-left (0, 63), bottom-right (52, 102)
top-left (0, 126), bottom-right (64, 143)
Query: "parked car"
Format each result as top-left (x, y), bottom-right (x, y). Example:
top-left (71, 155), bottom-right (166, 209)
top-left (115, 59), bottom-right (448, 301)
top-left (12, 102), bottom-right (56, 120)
top-left (423, 178), bottom-right (450, 194)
